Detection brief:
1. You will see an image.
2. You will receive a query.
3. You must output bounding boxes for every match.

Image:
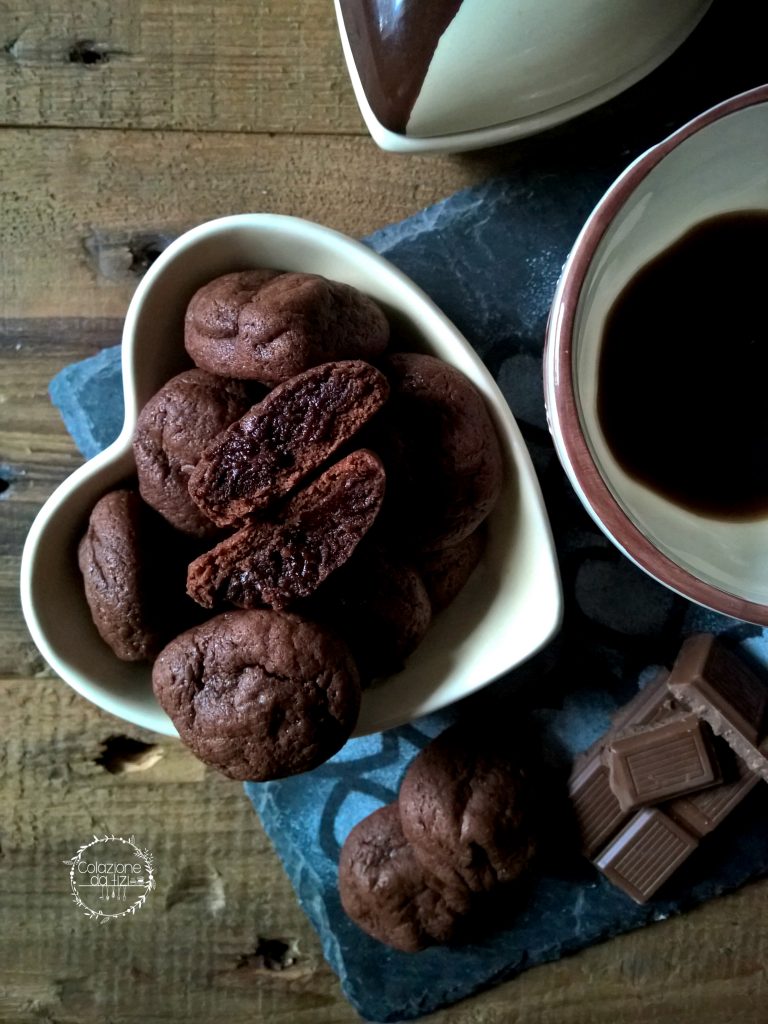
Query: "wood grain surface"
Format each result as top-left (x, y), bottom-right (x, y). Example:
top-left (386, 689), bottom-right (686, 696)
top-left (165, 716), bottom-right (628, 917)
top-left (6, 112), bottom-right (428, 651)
top-left (0, 129), bottom-right (486, 318)
top-left (0, 0), bottom-right (361, 134)
top-left (1, 2), bottom-right (766, 1023)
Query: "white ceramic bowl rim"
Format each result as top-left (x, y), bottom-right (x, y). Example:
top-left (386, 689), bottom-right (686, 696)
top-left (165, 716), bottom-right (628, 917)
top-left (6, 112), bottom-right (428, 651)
top-left (546, 83), bottom-right (768, 626)
top-left (21, 213), bottom-right (563, 737)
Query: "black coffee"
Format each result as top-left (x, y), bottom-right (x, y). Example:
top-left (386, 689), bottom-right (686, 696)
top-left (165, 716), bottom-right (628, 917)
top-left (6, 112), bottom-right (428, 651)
top-left (597, 210), bottom-right (768, 519)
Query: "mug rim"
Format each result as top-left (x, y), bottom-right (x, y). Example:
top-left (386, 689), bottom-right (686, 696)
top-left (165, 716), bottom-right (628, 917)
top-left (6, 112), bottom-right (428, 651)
top-left (544, 83), bottom-right (768, 626)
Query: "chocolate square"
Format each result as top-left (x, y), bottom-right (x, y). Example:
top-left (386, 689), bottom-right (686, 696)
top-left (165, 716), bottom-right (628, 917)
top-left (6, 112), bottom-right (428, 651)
top-left (668, 634), bottom-right (768, 781)
top-left (569, 754), bottom-right (629, 858)
top-left (594, 808), bottom-right (699, 904)
top-left (665, 753), bottom-right (762, 836)
top-left (605, 714), bottom-right (722, 812)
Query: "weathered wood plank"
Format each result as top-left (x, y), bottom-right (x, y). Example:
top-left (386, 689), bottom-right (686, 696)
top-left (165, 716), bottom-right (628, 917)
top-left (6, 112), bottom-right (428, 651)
top-left (0, 0), bottom-right (363, 134)
top-left (0, 319), bottom-right (121, 675)
top-left (0, 128), bottom-right (486, 318)
top-left (0, 675), bottom-right (353, 1024)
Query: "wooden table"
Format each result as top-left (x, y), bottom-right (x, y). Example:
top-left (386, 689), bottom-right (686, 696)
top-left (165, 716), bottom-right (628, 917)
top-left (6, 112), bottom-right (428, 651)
top-left (1, 2), bottom-right (766, 1021)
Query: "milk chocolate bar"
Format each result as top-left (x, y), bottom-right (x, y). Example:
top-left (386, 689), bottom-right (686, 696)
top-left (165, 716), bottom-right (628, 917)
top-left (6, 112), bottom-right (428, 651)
top-left (605, 714), bottom-right (722, 813)
top-left (594, 808), bottom-right (699, 904)
top-left (569, 637), bottom-right (768, 904)
top-left (668, 634), bottom-right (768, 781)
top-left (609, 668), bottom-right (680, 733)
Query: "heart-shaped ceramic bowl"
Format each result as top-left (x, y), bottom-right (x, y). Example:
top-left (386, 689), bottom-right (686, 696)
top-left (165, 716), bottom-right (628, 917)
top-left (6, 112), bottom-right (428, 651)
top-left (21, 214), bottom-right (562, 737)
top-left (545, 85), bottom-right (768, 625)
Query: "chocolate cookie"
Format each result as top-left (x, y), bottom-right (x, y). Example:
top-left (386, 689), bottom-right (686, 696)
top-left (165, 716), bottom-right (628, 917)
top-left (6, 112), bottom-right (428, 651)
top-left (338, 804), bottom-right (469, 952)
top-left (416, 527), bottom-right (486, 612)
top-left (133, 369), bottom-right (255, 537)
top-left (78, 489), bottom-right (188, 661)
top-left (398, 725), bottom-right (536, 893)
top-left (318, 547), bottom-right (432, 678)
top-left (380, 353), bottom-right (503, 551)
top-left (188, 360), bottom-right (389, 526)
top-left (152, 609), bottom-right (361, 780)
top-left (187, 449), bottom-right (385, 611)
top-left (185, 270), bottom-right (390, 385)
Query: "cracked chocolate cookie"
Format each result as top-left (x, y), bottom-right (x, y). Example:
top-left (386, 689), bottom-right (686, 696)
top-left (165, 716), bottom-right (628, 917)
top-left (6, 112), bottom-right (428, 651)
top-left (78, 489), bottom-right (187, 661)
top-left (133, 369), bottom-right (255, 537)
top-left (398, 725), bottom-right (536, 894)
top-left (188, 360), bottom-right (389, 526)
top-left (184, 269), bottom-right (390, 384)
top-left (152, 609), bottom-right (361, 780)
top-left (380, 353), bottom-right (503, 551)
top-left (187, 449), bottom-right (386, 611)
top-left (338, 803), bottom-right (470, 952)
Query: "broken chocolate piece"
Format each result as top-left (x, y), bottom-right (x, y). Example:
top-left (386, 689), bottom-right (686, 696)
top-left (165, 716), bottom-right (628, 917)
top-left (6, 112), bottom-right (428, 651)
top-left (569, 754), bottom-right (628, 859)
top-left (668, 634), bottom-right (768, 782)
top-left (569, 670), bottom-right (672, 855)
top-left (605, 714), bottom-right (722, 813)
top-left (609, 668), bottom-right (679, 733)
top-left (594, 808), bottom-right (699, 904)
top-left (665, 752), bottom-right (762, 837)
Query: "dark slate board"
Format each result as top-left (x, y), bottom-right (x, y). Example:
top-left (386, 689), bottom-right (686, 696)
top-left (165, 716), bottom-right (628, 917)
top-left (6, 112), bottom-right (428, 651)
top-left (48, 1), bottom-right (768, 1019)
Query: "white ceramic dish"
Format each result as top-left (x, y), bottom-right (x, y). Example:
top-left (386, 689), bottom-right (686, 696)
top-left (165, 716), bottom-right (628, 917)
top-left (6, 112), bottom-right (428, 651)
top-left (545, 85), bottom-right (768, 625)
top-left (21, 214), bottom-right (562, 738)
top-left (334, 0), bottom-right (712, 154)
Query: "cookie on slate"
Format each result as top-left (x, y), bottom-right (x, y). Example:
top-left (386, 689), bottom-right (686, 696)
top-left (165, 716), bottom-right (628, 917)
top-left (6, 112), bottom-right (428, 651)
top-left (78, 489), bottom-right (189, 661)
top-left (187, 449), bottom-right (385, 611)
top-left (185, 269), bottom-right (390, 385)
top-left (338, 804), bottom-right (470, 952)
top-left (133, 369), bottom-right (255, 537)
top-left (416, 527), bottom-right (486, 612)
top-left (398, 725), bottom-right (536, 894)
top-left (316, 546), bottom-right (432, 679)
top-left (380, 353), bottom-right (503, 551)
top-left (188, 360), bottom-right (389, 526)
top-left (152, 609), bottom-right (361, 781)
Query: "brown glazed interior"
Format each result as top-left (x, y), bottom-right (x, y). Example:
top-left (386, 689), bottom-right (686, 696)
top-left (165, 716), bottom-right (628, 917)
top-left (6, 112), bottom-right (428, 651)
top-left (547, 83), bottom-right (768, 627)
top-left (338, 0), bottom-right (462, 134)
